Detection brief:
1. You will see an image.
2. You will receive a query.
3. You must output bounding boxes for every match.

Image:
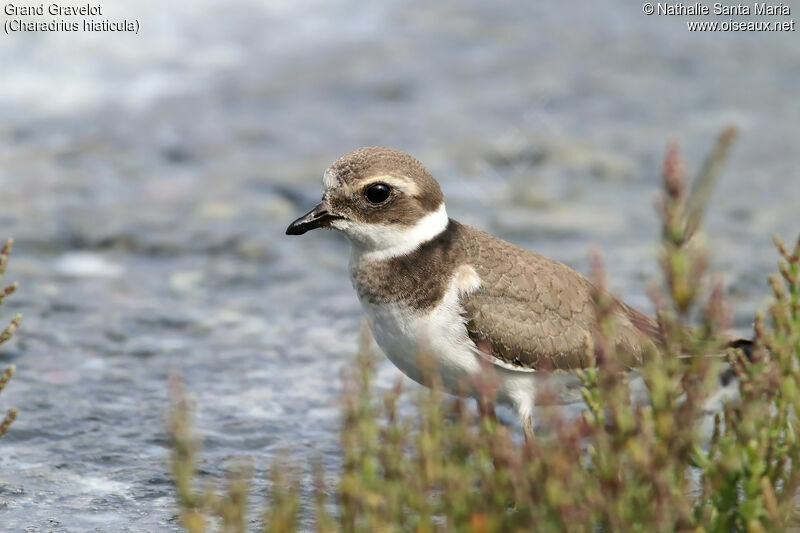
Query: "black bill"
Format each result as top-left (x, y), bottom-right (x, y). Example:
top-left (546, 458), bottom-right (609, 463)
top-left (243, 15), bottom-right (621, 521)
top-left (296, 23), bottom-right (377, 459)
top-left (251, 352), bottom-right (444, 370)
top-left (285, 202), bottom-right (340, 235)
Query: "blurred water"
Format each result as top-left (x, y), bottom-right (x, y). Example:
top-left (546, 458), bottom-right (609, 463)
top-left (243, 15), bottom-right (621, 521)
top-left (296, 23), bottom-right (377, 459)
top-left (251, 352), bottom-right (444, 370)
top-left (0, 0), bottom-right (798, 530)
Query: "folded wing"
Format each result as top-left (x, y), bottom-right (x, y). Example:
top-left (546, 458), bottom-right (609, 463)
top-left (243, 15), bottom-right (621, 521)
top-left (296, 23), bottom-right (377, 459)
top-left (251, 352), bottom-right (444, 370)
top-left (455, 224), bottom-right (659, 370)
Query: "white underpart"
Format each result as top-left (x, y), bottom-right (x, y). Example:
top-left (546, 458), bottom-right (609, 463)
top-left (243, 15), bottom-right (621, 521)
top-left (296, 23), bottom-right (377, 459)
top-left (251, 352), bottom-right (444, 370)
top-left (355, 260), bottom-right (543, 427)
top-left (334, 202), bottom-right (449, 262)
top-left (357, 263), bottom-right (485, 395)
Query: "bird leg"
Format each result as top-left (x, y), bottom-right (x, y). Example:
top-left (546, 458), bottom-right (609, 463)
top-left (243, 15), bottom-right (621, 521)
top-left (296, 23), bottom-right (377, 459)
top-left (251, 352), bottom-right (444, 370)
top-left (522, 415), bottom-right (536, 445)
top-left (477, 395), bottom-right (496, 420)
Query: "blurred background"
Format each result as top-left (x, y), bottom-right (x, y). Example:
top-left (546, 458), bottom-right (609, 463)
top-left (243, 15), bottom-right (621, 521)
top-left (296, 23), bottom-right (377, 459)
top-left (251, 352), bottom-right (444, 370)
top-left (0, 0), bottom-right (797, 529)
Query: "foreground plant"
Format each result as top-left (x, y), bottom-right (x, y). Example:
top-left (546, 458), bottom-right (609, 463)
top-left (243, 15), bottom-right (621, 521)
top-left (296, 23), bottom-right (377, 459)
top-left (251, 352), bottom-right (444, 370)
top-left (169, 376), bottom-right (254, 533)
top-left (169, 132), bottom-right (800, 532)
top-left (0, 238), bottom-right (20, 439)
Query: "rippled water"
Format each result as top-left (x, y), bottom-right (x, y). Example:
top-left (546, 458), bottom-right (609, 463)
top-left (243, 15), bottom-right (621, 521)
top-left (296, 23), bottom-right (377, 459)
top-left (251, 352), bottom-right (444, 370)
top-left (0, 0), bottom-right (797, 530)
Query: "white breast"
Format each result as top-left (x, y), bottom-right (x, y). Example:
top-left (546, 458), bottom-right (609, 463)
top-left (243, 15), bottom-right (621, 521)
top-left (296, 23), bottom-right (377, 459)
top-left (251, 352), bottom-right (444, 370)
top-left (355, 264), bottom-right (485, 394)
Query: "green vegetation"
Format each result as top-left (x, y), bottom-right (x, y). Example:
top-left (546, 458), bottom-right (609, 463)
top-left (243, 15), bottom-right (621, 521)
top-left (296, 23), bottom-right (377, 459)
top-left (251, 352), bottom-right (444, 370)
top-left (169, 131), bottom-right (800, 532)
top-left (0, 238), bottom-right (20, 439)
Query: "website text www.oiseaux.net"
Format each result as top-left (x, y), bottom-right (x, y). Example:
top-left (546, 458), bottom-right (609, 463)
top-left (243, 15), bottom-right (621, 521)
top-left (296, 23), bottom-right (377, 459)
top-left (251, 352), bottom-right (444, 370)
top-left (687, 19), bottom-right (795, 31)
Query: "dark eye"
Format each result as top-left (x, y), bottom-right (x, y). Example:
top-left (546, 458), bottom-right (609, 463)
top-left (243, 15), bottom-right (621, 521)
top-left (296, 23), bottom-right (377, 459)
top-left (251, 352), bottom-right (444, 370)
top-left (365, 183), bottom-right (391, 204)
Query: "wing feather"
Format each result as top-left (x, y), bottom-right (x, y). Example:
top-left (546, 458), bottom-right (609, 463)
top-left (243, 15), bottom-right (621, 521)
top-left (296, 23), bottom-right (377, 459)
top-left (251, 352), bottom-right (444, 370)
top-left (454, 223), bottom-right (658, 370)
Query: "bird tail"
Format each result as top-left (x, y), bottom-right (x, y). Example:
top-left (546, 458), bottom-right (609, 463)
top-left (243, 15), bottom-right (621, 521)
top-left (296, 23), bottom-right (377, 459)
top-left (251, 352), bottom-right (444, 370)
top-left (725, 337), bottom-right (753, 361)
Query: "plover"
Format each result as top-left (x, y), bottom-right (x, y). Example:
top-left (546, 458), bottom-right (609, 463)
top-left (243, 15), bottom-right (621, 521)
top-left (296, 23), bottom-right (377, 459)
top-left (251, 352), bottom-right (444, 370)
top-left (286, 146), bottom-right (745, 438)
